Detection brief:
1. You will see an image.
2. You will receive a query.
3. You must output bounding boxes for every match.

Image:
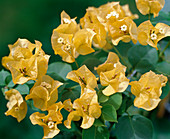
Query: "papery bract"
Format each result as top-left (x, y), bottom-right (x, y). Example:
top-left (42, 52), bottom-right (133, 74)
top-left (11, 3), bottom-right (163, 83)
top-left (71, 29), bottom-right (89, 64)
top-left (136, 0), bottom-right (165, 17)
top-left (5, 89), bottom-right (27, 122)
top-left (138, 20), bottom-right (170, 50)
top-left (25, 75), bottom-right (63, 111)
top-left (64, 89), bottom-right (101, 129)
top-left (66, 65), bottom-right (98, 94)
top-left (130, 71), bottom-right (168, 111)
top-left (30, 102), bottom-right (64, 139)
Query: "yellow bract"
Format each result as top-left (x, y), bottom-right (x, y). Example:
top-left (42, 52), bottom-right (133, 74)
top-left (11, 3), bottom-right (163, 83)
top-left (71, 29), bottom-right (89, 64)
top-left (130, 71), bottom-right (168, 111)
top-left (100, 63), bottom-right (129, 96)
top-left (5, 89), bottom-right (27, 122)
top-left (95, 52), bottom-right (126, 75)
top-left (136, 0), bottom-right (165, 17)
top-left (2, 39), bottom-right (50, 84)
top-left (107, 17), bottom-right (138, 45)
top-left (66, 65), bottom-right (98, 94)
top-left (138, 20), bottom-right (170, 49)
top-left (51, 11), bottom-right (95, 63)
top-left (95, 52), bottom-right (129, 96)
top-left (80, 2), bottom-right (138, 49)
top-left (64, 89), bottom-right (101, 129)
top-left (2, 38), bottom-right (36, 69)
top-left (30, 102), bottom-right (64, 139)
top-left (25, 75), bottom-right (63, 111)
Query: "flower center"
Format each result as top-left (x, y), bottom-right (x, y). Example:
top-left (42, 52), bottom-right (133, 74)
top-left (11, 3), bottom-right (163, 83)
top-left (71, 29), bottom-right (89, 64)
top-left (151, 33), bottom-right (157, 40)
top-left (41, 82), bottom-right (51, 88)
top-left (159, 28), bottom-right (165, 34)
top-left (63, 18), bottom-right (71, 24)
top-left (48, 121), bottom-right (55, 129)
top-left (15, 107), bottom-right (19, 111)
top-left (106, 11), bottom-right (119, 19)
top-left (120, 25), bottom-right (127, 31)
top-left (19, 67), bottom-right (28, 77)
top-left (57, 37), bottom-right (64, 44)
top-left (64, 44), bottom-right (71, 51)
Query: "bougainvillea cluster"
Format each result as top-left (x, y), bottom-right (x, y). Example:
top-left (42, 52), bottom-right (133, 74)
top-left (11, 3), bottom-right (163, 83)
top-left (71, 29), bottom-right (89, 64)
top-left (1, 0), bottom-right (170, 138)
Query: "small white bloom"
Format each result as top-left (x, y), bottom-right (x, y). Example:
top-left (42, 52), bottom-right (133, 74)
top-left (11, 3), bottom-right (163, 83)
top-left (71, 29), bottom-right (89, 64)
top-left (151, 33), bottom-right (157, 40)
top-left (106, 11), bottom-right (119, 19)
top-left (120, 25), bottom-right (127, 31)
top-left (159, 28), bottom-right (165, 34)
top-left (106, 13), bottom-right (112, 19)
top-left (63, 18), bottom-right (71, 24)
top-left (64, 44), bottom-right (71, 51)
top-left (110, 11), bottom-right (119, 18)
top-left (113, 63), bottom-right (117, 68)
top-left (48, 121), bottom-right (55, 129)
top-left (57, 37), bottom-right (64, 44)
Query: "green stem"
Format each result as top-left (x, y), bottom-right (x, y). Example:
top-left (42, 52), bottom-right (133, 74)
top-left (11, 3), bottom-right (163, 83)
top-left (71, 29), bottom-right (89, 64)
top-left (109, 122), bottom-right (114, 132)
top-left (159, 41), bottom-right (170, 57)
top-left (148, 13), bottom-right (150, 20)
top-left (74, 59), bottom-right (79, 69)
top-left (112, 45), bottom-right (128, 69)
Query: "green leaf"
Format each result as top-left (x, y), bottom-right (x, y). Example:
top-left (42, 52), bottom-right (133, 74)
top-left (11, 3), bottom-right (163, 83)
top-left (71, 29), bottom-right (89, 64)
top-left (98, 91), bottom-right (109, 103)
top-left (5, 75), bottom-right (15, 88)
top-left (117, 95), bottom-right (133, 115)
top-left (47, 72), bottom-right (65, 82)
top-left (93, 117), bottom-right (105, 127)
top-left (156, 61), bottom-right (170, 75)
top-left (81, 57), bottom-right (102, 72)
top-left (101, 104), bottom-right (117, 122)
top-left (128, 45), bottom-right (158, 73)
top-left (26, 99), bottom-right (40, 111)
top-left (61, 86), bottom-right (80, 102)
top-left (1, 87), bottom-right (8, 96)
top-left (47, 62), bottom-right (72, 81)
top-left (15, 84), bottom-right (29, 95)
top-left (82, 126), bottom-right (109, 139)
top-left (160, 83), bottom-right (170, 99)
top-left (0, 69), bottom-right (10, 86)
top-left (115, 115), bottom-right (153, 139)
top-left (102, 93), bottom-right (122, 110)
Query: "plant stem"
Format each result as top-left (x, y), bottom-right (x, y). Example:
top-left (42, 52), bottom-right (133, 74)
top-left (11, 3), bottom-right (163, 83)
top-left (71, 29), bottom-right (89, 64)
top-left (159, 41), bottom-right (170, 57)
top-left (74, 59), bottom-right (79, 69)
top-left (112, 45), bottom-right (129, 70)
top-left (109, 122), bottom-right (114, 132)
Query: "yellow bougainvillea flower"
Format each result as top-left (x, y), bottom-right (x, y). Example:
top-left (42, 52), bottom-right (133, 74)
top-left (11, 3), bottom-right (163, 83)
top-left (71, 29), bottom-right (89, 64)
top-left (80, 2), bottom-right (138, 49)
top-left (5, 89), bottom-right (27, 122)
top-left (51, 29), bottom-right (77, 63)
top-left (121, 4), bottom-right (139, 20)
top-left (86, 2), bottom-right (138, 23)
top-left (2, 39), bottom-right (50, 84)
top-left (130, 71), bottom-right (168, 111)
top-left (136, 0), bottom-right (165, 17)
top-left (51, 11), bottom-right (95, 63)
top-left (2, 38), bottom-right (37, 69)
top-left (138, 20), bottom-right (170, 50)
top-left (107, 17), bottom-right (138, 45)
top-left (100, 63), bottom-right (129, 96)
top-left (95, 52), bottom-right (126, 75)
top-left (34, 41), bottom-right (50, 79)
top-left (60, 11), bottom-right (79, 33)
top-left (7, 56), bottom-right (38, 84)
top-left (73, 28), bottom-right (96, 55)
top-left (80, 11), bottom-right (109, 49)
top-left (64, 89), bottom-right (101, 129)
top-left (30, 102), bottom-right (64, 139)
top-left (25, 75), bottom-right (63, 111)
top-left (66, 65), bottom-right (98, 94)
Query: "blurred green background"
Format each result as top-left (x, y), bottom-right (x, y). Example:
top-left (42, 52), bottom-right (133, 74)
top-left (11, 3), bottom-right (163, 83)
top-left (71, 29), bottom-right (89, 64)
top-left (0, 0), bottom-right (169, 139)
